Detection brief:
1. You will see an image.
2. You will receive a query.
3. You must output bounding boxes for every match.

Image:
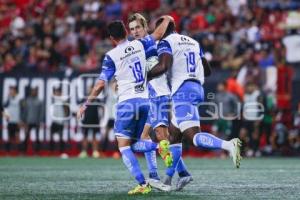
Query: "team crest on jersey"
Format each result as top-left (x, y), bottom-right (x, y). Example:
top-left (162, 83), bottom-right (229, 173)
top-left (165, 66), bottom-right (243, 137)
top-left (125, 46), bottom-right (135, 53)
top-left (181, 36), bottom-right (190, 42)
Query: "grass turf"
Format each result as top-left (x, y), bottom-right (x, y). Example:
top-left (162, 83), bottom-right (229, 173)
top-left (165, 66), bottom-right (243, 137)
top-left (0, 157), bottom-right (299, 200)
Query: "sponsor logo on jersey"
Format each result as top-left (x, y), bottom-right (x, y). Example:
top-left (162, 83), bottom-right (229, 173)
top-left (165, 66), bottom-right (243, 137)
top-left (121, 47), bottom-right (142, 60)
top-left (125, 46), bottom-right (134, 53)
top-left (178, 36), bottom-right (195, 46)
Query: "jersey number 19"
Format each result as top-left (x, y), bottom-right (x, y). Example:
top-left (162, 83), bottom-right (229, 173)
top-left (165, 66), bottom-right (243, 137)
top-left (184, 52), bottom-right (196, 73)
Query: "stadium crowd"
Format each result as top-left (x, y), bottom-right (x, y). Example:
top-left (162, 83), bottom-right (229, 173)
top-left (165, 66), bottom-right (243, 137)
top-left (1, 0), bottom-right (300, 157)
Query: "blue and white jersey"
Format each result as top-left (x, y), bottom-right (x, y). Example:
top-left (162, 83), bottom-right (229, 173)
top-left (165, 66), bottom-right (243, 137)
top-left (157, 33), bottom-right (205, 95)
top-left (148, 70), bottom-right (170, 98)
top-left (148, 63), bottom-right (171, 98)
top-left (99, 36), bottom-right (156, 102)
top-left (146, 36), bottom-right (170, 98)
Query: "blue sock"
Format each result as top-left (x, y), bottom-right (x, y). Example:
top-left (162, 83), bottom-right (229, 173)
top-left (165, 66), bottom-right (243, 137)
top-left (119, 146), bottom-right (146, 185)
top-left (131, 140), bottom-right (157, 153)
top-left (144, 142), bottom-right (159, 180)
top-left (193, 132), bottom-right (223, 149)
top-left (177, 157), bottom-right (191, 177)
top-left (173, 144), bottom-right (190, 177)
top-left (165, 144), bottom-right (182, 177)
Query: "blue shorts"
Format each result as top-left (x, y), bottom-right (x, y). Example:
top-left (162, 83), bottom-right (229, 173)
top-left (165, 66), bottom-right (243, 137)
top-left (172, 80), bottom-right (204, 132)
top-left (114, 98), bottom-right (150, 139)
top-left (146, 95), bottom-right (170, 129)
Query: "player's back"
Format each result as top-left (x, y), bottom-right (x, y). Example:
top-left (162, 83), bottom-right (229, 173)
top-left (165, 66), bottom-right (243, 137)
top-left (159, 33), bottom-right (205, 95)
top-left (105, 39), bottom-right (149, 102)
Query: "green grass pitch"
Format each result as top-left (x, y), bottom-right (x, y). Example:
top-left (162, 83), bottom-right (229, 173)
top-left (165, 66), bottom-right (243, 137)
top-left (0, 157), bottom-right (299, 200)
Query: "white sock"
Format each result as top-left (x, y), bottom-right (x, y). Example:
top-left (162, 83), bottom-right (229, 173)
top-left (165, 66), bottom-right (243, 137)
top-left (221, 140), bottom-right (233, 152)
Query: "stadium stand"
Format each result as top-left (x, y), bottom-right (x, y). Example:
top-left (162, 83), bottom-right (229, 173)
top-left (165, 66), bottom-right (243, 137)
top-left (0, 0), bottom-right (299, 157)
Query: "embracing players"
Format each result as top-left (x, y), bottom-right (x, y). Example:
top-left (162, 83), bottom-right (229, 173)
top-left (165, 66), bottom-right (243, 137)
top-left (77, 16), bottom-right (174, 195)
top-left (128, 13), bottom-right (192, 191)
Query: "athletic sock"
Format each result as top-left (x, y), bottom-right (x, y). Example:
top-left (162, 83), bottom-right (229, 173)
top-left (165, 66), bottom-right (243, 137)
top-left (119, 146), bottom-right (146, 185)
top-left (131, 139), bottom-right (157, 153)
top-left (165, 143), bottom-right (182, 177)
top-left (177, 158), bottom-right (191, 177)
top-left (144, 139), bottom-right (159, 179)
top-left (193, 132), bottom-right (232, 151)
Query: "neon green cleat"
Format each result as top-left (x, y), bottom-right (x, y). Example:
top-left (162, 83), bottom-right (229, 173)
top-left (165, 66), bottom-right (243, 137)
top-left (158, 140), bottom-right (173, 167)
top-left (128, 184), bottom-right (151, 195)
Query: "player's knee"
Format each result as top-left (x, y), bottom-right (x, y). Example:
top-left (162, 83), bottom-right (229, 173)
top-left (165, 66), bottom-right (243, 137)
top-left (183, 127), bottom-right (200, 145)
top-left (116, 137), bottom-right (131, 148)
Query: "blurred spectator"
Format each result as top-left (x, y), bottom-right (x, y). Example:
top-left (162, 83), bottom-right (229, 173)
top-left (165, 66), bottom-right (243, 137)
top-left (226, 71), bottom-right (244, 101)
top-left (227, 0), bottom-right (247, 17)
top-left (241, 82), bottom-right (262, 157)
top-left (271, 110), bottom-right (289, 155)
top-left (237, 50), bottom-right (263, 87)
top-left (212, 82), bottom-right (241, 139)
top-left (78, 86), bottom-right (102, 158)
top-left (282, 29), bottom-right (300, 65)
top-left (50, 87), bottom-right (69, 153)
top-left (22, 87), bottom-right (43, 153)
top-left (3, 86), bottom-right (21, 152)
top-left (0, 105), bottom-right (3, 139)
top-left (259, 91), bottom-right (275, 154)
top-left (289, 104), bottom-right (300, 153)
top-left (1, 53), bottom-right (16, 72)
top-left (276, 60), bottom-right (293, 110)
top-left (102, 81), bottom-right (119, 158)
top-left (10, 12), bottom-right (25, 37)
top-left (105, 0), bottom-right (122, 21)
top-left (83, 0), bottom-right (102, 20)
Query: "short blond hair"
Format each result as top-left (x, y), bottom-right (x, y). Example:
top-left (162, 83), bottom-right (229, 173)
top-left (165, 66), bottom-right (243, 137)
top-left (128, 13), bottom-right (148, 30)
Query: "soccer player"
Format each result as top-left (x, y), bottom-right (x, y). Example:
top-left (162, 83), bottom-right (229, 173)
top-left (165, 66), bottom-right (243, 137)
top-left (128, 13), bottom-right (192, 191)
top-left (77, 17), bottom-right (173, 195)
top-left (148, 19), bottom-right (242, 187)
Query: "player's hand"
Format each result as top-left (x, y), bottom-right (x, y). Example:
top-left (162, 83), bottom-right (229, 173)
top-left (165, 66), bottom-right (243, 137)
top-left (77, 105), bottom-right (86, 120)
top-left (161, 15), bottom-right (174, 22)
top-left (3, 112), bottom-right (10, 121)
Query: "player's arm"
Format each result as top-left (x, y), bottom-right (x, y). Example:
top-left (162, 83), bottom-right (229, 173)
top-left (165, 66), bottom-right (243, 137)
top-left (151, 15), bottom-right (173, 41)
top-left (202, 57), bottom-right (212, 77)
top-left (86, 81), bottom-right (105, 103)
top-left (2, 110), bottom-right (10, 121)
top-left (148, 40), bottom-right (173, 79)
top-left (199, 46), bottom-right (212, 77)
top-left (77, 80), bottom-right (106, 120)
top-left (77, 55), bottom-right (115, 119)
top-left (148, 53), bottom-right (172, 79)
top-left (1, 101), bottom-right (10, 120)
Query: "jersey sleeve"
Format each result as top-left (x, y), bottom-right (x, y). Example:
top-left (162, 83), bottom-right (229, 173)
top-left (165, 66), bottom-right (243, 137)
top-left (99, 55), bottom-right (116, 82)
top-left (157, 40), bottom-right (172, 56)
top-left (139, 35), bottom-right (157, 59)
